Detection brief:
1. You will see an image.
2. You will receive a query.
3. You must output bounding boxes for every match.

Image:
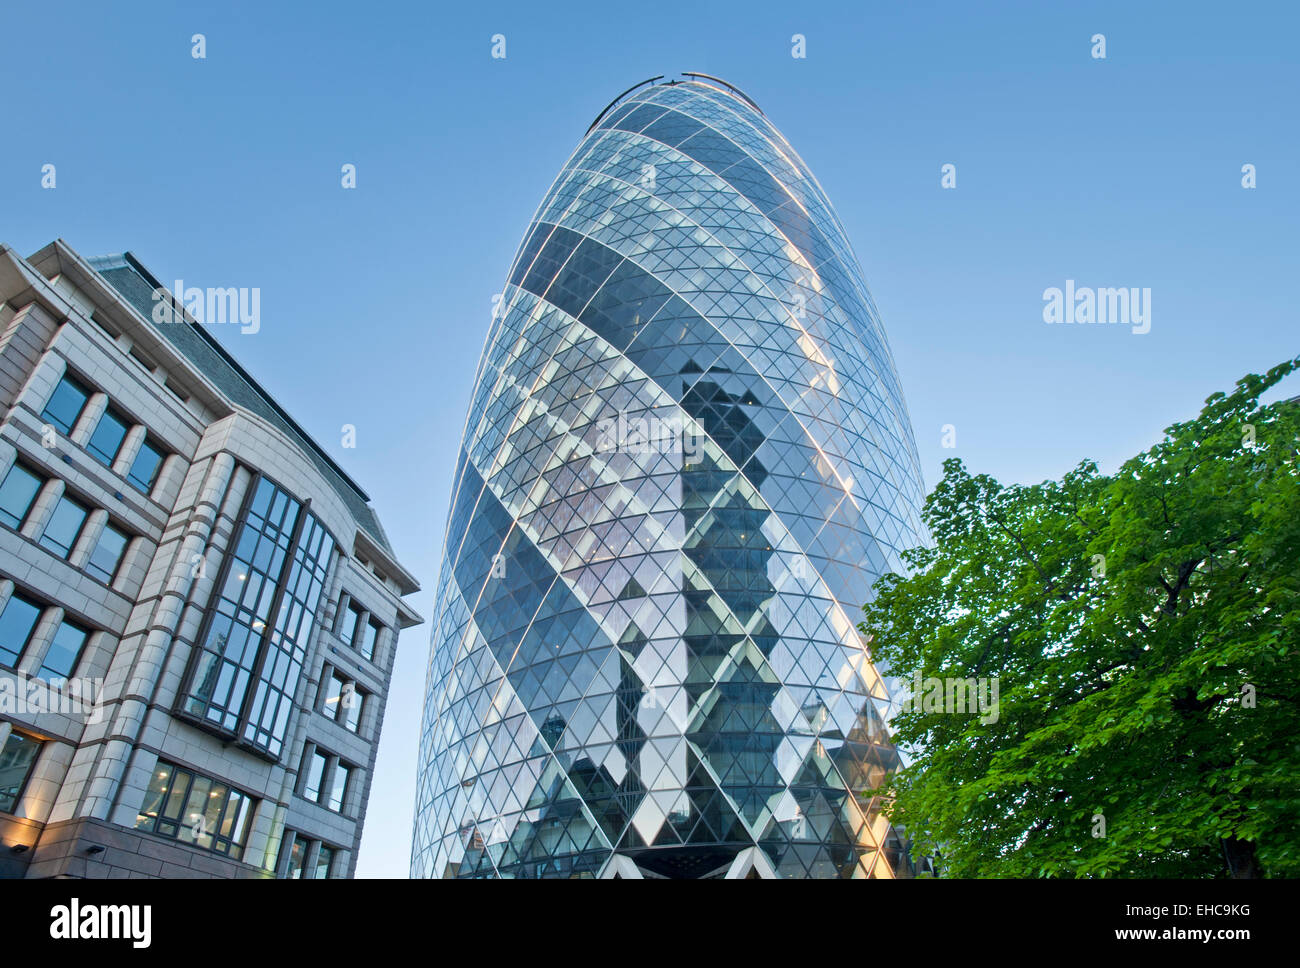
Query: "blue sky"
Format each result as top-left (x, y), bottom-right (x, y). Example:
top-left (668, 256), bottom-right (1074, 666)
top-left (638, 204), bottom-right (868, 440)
top-left (2, 0), bottom-right (1296, 876)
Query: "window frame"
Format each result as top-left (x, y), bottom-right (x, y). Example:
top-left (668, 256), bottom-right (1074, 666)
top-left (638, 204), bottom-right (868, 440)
top-left (127, 436), bottom-right (165, 493)
top-left (133, 759), bottom-right (254, 858)
top-left (86, 520), bottom-right (131, 584)
top-left (0, 463), bottom-right (44, 530)
top-left (0, 729), bottom-right (44, 815)
top-left (358, 618), bottom-right (381, 662)
top-left (40, 372), bottom-right (92, 436)
top-left (0, 592), bottom-right (43, 670)
top-left (36, 617), bottom-right (89, 681)
top-left (38, 492), bottom-right (91, 560)
top-left (86, 406), bottom-right (131, 468)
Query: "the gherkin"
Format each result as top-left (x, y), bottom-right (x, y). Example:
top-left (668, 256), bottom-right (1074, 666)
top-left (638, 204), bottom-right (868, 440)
top-left (412, 75), bottom-right (925, 879)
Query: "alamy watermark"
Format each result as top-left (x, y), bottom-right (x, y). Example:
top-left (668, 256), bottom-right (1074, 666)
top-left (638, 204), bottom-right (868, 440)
top-left (595, 412), bottom-right (705, 465)
top-left (898, 669), bottom-right (1000, 724)
top-left (151, 281), bottom-right (260, 334)
top-left (0, 674), bottom-right (105, 723)
top-left (1043, 280), bottom-right (1150, 335)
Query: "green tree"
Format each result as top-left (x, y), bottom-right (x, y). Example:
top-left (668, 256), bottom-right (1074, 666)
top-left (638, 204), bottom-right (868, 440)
top-left (860, 359), bottom-right (1300, 877)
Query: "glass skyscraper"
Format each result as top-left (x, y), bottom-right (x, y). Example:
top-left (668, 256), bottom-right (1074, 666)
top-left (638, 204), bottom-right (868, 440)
top-left (413, 75), bottom-right (925, 879)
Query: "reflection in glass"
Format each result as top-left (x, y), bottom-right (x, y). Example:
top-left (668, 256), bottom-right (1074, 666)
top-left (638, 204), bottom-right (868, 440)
top-left (413, 78), bottom-right (925, 879)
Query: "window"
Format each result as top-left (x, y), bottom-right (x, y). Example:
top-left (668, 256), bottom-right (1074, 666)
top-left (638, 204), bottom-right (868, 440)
top-left (40, 373), bottom-right (90, 435)
top-left (323, 671), bottom-right (365, 733)
top-left (87, 408), bottom-right (129, 467)
top-left (128, 438), bottom-right (164, 493)
top-left (303, 749), bottom-right (328, 803)
top-left (180, 477), bottom-right (335, 759)
top-left (37, 618), bottom-right (88, 681)
top-left (314, 845), bottom-right (336, 879)
top-left (277, 831), bottom-right (336, 879)
top-left (0, 593), bottom-right (42, 669)
top-left (328, 763), bottom-right (351, 813)
top-left (134, 760), bottom-right (253, 858)
top-left (338, 602), bottom-right (362, 646)
top-left (39, 493), bottom-right (89, 559)
top-left (0, 464), bottom-right (42, 529)
top-left (279, 831), bottom-right (307, 878)
top-left (87, 522), bottom-right (130, 584)
top-left (359, 619), bottom-right (381, 662)
top-left (0, 730), bottom-right (43, 814)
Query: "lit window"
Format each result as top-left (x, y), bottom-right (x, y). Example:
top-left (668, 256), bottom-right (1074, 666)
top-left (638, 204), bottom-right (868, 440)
top-left (323, 672), bottom-right (365, 733)
top-left (134, 760), bottom-right (253, 858)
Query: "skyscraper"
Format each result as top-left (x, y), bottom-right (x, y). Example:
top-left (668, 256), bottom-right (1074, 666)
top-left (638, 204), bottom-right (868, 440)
top-left (413, 75), bottom-right (925, 879)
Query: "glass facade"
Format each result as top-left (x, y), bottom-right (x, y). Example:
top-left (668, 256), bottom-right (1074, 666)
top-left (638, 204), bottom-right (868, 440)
top-left (412, 78), bottom-right (925, 879)
top-left (180, 476), bottom-right (335, 759)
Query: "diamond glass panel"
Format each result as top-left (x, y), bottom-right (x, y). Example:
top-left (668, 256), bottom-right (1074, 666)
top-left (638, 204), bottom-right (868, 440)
top-left (413, 79), bottom-right (925, 879)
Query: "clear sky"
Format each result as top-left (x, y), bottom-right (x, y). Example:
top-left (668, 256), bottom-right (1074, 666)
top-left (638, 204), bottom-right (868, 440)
top-left (2, 0), bottom-right (1296, 876)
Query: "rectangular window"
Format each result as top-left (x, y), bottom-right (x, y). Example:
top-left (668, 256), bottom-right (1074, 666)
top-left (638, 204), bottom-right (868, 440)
top-left (278, 831), bottom-right (307, 878)
top-left (323, 671), bottom-right (345, 719)
top-left (0, 593), bottom-right (43, 669)
top-left (0, 464), bottom-right (43, 529)
top-left (87, 522), bottom-right (130, 584)
top-left (0, 730), bottom-right (43, 814)
top-left (37, 618), bottom-right (88, 681)
top-left (323, 672), bottom-right (365, 733)
top-left (40, 373), bottom-right (91, 435)
top-left (39, 493), bottom-right (89, 559)
top-left (328, 763), bottom-right (351, 813)
top-left (343, 686), bottom-right (364, 733)
top-left (87, 408), bottom-right (130, 467)
top-left (359, 620), bottom-right (381, 662)
top-left (128, 438), bottom-right (164, 493)
top-left (134, 760), bottom-right (252, 858)
top-left (314, 845), bottom-right (335, 879)
top-left (338, 602), bottom-right (362, 646)
top-left (303, 749), bottom-right (328, 803)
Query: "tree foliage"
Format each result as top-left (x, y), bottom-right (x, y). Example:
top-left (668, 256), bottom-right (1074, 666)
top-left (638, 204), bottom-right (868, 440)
top-left (860, 359), bottom-right (1300, 877)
